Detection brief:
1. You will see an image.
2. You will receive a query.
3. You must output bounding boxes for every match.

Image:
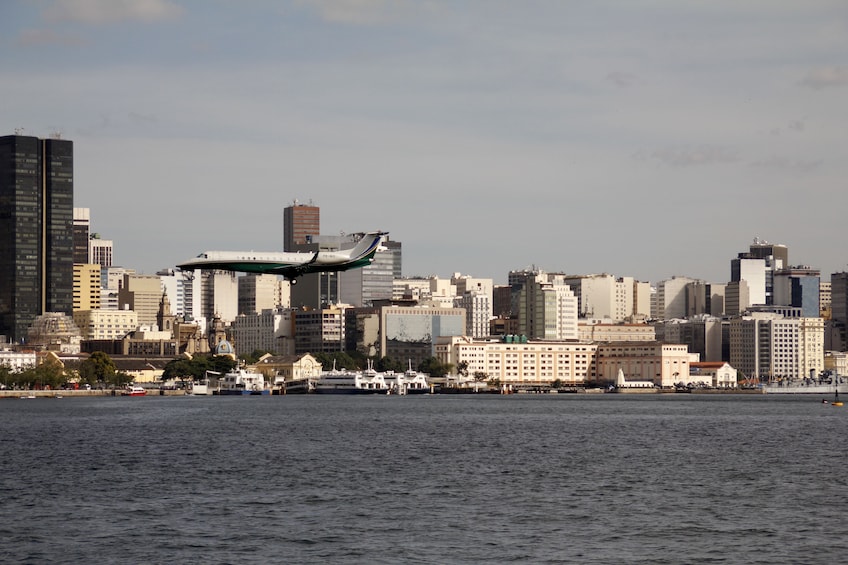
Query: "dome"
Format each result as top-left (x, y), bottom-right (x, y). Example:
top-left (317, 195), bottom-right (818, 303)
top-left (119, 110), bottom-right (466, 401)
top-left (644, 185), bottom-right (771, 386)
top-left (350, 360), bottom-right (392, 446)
top-left (26, 312), bottom-right (82, 353)
top-left (215, 339), bottom-right (235, 356)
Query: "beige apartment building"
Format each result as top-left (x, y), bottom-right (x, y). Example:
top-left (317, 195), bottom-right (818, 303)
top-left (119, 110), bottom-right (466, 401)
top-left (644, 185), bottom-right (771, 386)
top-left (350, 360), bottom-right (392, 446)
top-left (73, 263), bottom-right (101, 311)
top-left (729, 313), bottom-right (824, 381)
top-left (117, 274), bottom-right (162, 327)
top-left (436, 336), bottom-right (599, 386)
top-left (595, 342), bottom-right (692, 388)
top-left (578, 322), bottom-right (655, 342)
top-left (73, 309), bottom-right (139, 341)
top-left (436, 336), bottom-right (693, 388)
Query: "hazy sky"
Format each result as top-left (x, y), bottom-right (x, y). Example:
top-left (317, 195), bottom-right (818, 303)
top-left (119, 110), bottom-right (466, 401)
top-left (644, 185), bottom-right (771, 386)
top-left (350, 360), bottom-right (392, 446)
top-left (4, 0), bottom-right (847, 284)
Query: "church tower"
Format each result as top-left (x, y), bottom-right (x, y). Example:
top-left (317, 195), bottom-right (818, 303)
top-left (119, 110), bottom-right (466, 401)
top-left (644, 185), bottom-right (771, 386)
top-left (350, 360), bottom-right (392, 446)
top-left (157, 291), bottom-right (175, 336)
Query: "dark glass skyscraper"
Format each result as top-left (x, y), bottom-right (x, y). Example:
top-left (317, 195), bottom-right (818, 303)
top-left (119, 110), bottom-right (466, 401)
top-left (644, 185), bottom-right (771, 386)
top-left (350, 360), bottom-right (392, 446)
top-left (0, 134), bottom-right (74, 343)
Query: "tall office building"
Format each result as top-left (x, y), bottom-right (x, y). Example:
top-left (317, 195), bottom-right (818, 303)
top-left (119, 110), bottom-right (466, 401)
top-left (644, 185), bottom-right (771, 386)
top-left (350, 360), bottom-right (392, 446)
top-left (339, 236), bottom-right (398, 307)
top-left (773, 266), bottom-right (820, 318)
top-left (283, 200), bottom-right (320, 251)
top-left (89, 235), bottom-right (113, 268)
top-left (730, 254), bottom-right (767, 306)
top-left (748, 238), bottom-right (788, 268)
top-left (117, 274), bottom-right (162, 327)
top-left (515, 273), bottom-right (578, 341)
top-left (0, 134), bottom-right (74, 343)
top-left (73, 207), bottom-right (90, 263)
top-left (831, 272), bottom-right (848, 343)
top-left (744, 237), bottom-right (789, 304)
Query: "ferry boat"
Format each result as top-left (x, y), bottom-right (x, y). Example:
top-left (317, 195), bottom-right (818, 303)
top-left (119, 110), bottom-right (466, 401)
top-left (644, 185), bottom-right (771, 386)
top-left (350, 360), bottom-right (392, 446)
top-left (216, 369), bottom-right (269, 395)
top-left (313, 369), bottom-right (388, 394)
top-left (403, 361), bottom-right (431, 394)
top-left (122, 385), bottom-right (146, 396)
top-left (383, 365), bottom-right (431, 395)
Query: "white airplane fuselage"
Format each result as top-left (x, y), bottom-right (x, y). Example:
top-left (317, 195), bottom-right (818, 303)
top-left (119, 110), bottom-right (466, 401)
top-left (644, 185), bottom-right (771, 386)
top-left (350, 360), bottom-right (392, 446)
top-left (176, 231), bottom-right (386, 281)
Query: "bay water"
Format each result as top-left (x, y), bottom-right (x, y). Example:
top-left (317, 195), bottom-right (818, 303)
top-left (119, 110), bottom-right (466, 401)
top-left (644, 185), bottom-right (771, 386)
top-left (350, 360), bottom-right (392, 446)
top-left (2, 394), bottom-right (846, 564)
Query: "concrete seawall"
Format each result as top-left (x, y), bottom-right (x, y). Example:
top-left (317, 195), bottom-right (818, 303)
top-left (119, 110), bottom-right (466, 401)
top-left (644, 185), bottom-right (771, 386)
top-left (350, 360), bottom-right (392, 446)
top-left (0, 389), bottom-right (187, 399)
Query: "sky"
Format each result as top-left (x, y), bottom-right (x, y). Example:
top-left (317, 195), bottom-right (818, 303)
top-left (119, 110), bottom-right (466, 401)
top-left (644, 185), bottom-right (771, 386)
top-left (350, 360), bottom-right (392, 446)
top-left (3, 0), bottom-right (847, 285)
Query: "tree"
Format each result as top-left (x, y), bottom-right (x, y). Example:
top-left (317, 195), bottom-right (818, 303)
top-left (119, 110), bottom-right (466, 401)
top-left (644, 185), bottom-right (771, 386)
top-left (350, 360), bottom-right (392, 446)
top-left (113, 372), bottom-right (134, 388)
top-left (162, 355), bottom-right (237, 382)
top-left (374, 356), bottom-right (405, 373)
top-left (472, 371), bottom-right (489, 382)
top-left (418, 357), bottom-right (453, 377)
top-left (20, 357), bottom-right (65, 389)
top-left (239, 349), bottom-right (274, 364)
top-left (161, 358), bottom-right (200, 381)
top-left (79, 351), bottom-right (117, 386)
top-left (0, 365), bottom-right (12, 389)
top-left (314, 351), bottom-right (359, 371)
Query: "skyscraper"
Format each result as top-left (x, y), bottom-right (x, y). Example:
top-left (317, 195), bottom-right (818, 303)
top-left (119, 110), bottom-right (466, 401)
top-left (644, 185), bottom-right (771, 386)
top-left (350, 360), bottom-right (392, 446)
top-left (283, 200), bottom-right (319, 251)
top-left (73, 207), bottom-right (90, 263)
top-left (0, 134), bottom-right (74, 343)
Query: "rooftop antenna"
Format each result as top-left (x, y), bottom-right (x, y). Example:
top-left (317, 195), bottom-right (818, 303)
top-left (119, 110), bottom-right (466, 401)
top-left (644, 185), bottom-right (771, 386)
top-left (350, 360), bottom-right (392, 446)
top-left (14, 128), bottom-right (24, 135)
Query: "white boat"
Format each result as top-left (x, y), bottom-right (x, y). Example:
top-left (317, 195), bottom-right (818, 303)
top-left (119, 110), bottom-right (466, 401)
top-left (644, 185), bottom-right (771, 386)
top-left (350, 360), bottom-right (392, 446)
top-left (121, 385), bottom-right (146, 397)
top-left (188, 379), bottom-right (212, 396)
top-left (280, 378), bottom-right (313, 394)
top-left (383, 363), bottom-right (431, 395)
top-left (761, 373), bottom-right (848, 395)
top-left (314, 369), bottom-right (388, 394)
top-left (403, 360), bottom-right (431, 394)
top-left (216, 369), bottom-right (269, 395)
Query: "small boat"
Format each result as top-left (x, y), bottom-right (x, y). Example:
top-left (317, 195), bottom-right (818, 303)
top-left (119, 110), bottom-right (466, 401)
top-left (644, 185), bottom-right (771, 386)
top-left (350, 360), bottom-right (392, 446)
top-left (122, 385), bottom-right (146, 397)
top-left (188, 378), bottom-right (212, 396)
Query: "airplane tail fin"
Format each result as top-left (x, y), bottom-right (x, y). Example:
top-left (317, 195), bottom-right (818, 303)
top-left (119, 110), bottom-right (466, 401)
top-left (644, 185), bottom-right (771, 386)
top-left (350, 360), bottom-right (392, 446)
top-left (344, 231), bottom-right (387, 260)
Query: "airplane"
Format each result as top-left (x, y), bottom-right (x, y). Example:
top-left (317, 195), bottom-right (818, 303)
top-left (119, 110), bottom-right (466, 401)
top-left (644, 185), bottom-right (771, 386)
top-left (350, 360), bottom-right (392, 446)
top-left (176, 231), bottom-right (387, 284)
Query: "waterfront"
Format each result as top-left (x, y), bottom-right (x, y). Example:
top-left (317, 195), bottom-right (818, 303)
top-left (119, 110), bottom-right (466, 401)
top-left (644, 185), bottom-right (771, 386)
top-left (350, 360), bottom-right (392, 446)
top-left (2, 394), bottom-right (847, 564)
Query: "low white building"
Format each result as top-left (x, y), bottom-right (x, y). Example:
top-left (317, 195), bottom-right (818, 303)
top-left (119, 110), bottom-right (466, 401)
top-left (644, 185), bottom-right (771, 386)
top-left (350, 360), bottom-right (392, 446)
top-left (0, 350), bottom-right (37, 373)
top-left (690, 361), bottom-right (738, 388)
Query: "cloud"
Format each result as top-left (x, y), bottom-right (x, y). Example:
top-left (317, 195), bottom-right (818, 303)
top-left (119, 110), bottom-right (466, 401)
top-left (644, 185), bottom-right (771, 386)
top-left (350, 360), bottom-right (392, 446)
top-left (605, 71), bottom-right (637, 88)
top-left (15, 28), bottom-right (87, 47)
top-left (749, 156), bottom-right (821, 173)
top-left (787, 119), bottom-right (805, 132)
top-left (798, 67), bottom-right (848, 90)
top-left (765, 118), bottom-right (806, 137)
top-left (641, 146), bottom-right (739, 168)
top-left (43, 0), bottom-right (183, 25)
top-left (295, 0), bottom-right (433, 25)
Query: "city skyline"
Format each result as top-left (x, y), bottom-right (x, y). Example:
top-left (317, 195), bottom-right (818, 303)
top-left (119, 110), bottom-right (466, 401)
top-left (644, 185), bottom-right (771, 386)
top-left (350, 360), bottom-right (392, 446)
top-left (4, 1), bottom-right (847, 283)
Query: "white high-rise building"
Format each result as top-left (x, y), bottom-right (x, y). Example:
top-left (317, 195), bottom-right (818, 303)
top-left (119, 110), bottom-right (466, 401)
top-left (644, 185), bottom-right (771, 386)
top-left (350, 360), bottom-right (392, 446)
top-left (179, 269), bottom-right (239, 324)
top-left (231, 308), bottom-right (294, 355)
top-left (729, 312), bottom-right (824, 381)
top-left (564, 274), bottom-right (642, 322)
top-left (731, 255), bottom-right (767, 306)
top-left (654, 276), bottom-right (701, 320)
top-left (89, 236), bottom-right (113, 268)
top-left (451, 273), bottom-right (494, 338)
top-left (454, 292), bottom-right (492, 338)
top-left (238, 274), bottom-right (289, 315)
top-left (517, 274), bottom-right (578, 341)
